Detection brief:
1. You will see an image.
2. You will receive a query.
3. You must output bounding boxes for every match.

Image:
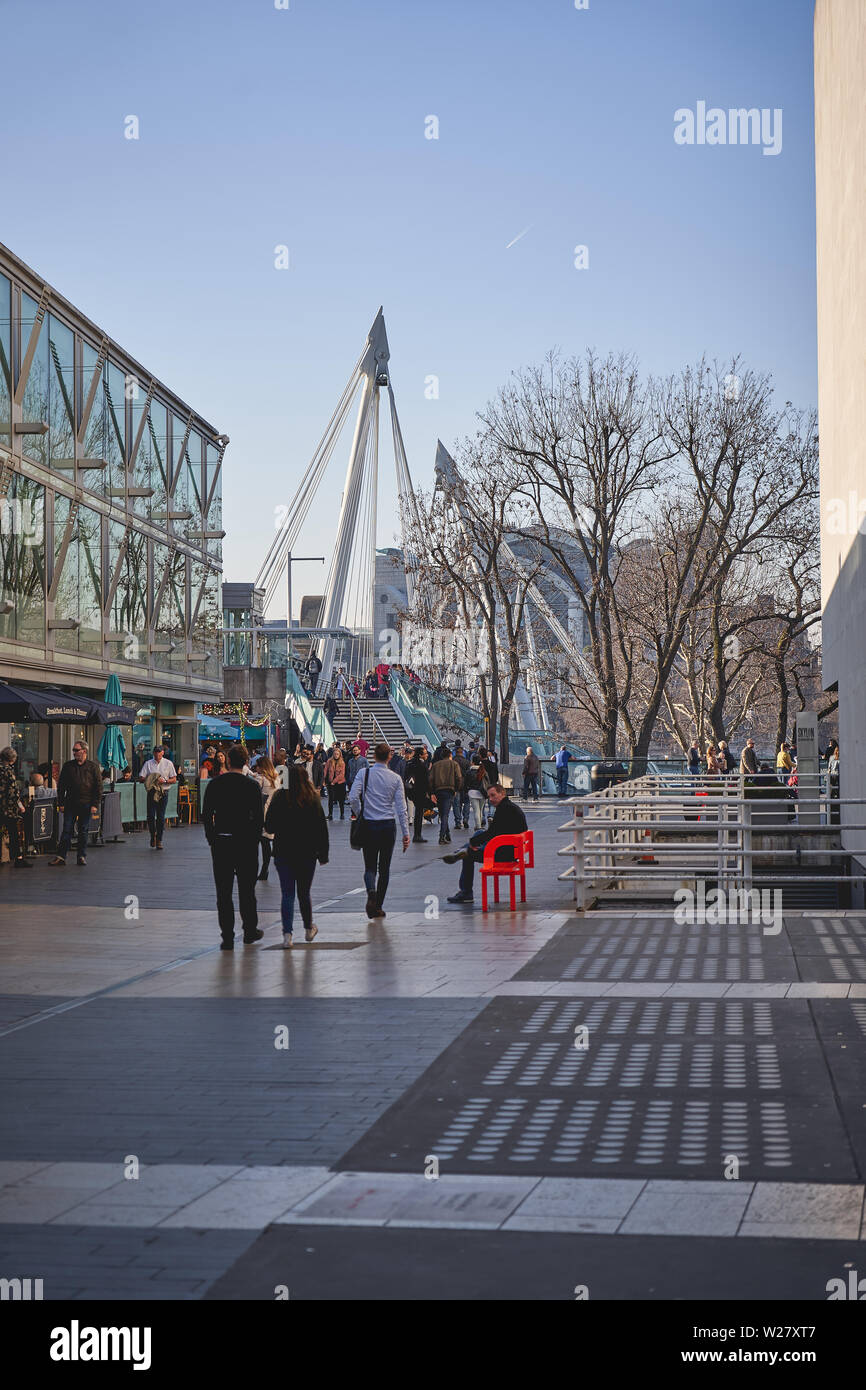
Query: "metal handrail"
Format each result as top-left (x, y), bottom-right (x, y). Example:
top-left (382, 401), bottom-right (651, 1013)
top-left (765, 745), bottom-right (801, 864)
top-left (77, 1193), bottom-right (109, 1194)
top-left (341, 682), bottom-right (388, 750)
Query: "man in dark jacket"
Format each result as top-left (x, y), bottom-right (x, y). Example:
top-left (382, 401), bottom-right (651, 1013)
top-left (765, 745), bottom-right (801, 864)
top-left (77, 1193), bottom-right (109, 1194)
top-left (522, 746), bottom-right (541, 801)
top-left (429, 747), bottom-right (462, 845)
top-left (304, 653), bottom-right (323, 696)
top-left (404, 747), bottom-right (431, 843)
top-left (201, 743), bottom-right (264, 949)
top-left (453, 743), bottom-right (471, 829)
top-left (445, 784), bottom-right (527, 904)
top-left (50, 740), bottom-right (102, 866)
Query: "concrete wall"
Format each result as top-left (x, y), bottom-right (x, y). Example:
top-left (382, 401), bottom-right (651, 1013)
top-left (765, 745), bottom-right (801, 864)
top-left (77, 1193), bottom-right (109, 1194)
top-left (815, 0), bottom-right (866, 875)
top-left (222, 667), bottom-right (286, 704)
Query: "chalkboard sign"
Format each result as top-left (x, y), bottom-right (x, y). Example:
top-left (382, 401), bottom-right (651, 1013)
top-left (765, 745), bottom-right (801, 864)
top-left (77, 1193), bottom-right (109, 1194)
top-left (32, 800), bottom-right (56, 843)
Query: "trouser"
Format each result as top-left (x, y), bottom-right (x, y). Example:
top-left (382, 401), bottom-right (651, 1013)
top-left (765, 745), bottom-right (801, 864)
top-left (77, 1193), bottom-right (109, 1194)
top-left (362, 819), bottom-right (396, 907)
top-left (556, 768), bottom-right (568, 795)
top-left (455, 789), bottom-right (469, 826)
top-left (1, 814), bottom-right (22, 861)
top-left (274, 857), bottom-right (316, 934)
top-left (57, 805), bottom-right (91, 859)
top-left (468, 797), bottom-right (484, 830)
top-left (412, 798), bottom-right (426, 839)
top-left (307, 671), bottom-right (319, 695)
top-left (436, 790), bottom-right (454, 839)
top-left (327, 783), bottom-right (347, 818)
top-left (260, 836), bottom-right (273, 873)
top-left (147, 790), bottom-right (167, 842)
top-left (458, 829), bottom-right (515, 895)
top-left (523, 774), bottom-right (539, 799)
top-left (211, 837), bottom-right (258, 943)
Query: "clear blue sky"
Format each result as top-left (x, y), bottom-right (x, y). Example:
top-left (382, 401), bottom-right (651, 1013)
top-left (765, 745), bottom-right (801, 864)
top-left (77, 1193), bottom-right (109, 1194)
top-left (2, 0), bottom-right (817, 615)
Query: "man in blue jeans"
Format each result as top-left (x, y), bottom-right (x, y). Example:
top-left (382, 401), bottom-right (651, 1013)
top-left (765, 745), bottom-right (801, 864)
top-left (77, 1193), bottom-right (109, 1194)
top-left (349, 742), bottom-right (410, 919)
top-left (445, 785), bottom-right (528, 904)
top-left (555, 744), bottom-right (571, 796)
top-left (50, 740), bottom-right (102, 866)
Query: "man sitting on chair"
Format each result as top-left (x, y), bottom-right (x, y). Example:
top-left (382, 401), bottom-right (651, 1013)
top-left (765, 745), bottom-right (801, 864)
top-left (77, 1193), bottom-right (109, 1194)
top-left (445, 783), bottom-right (527, 905)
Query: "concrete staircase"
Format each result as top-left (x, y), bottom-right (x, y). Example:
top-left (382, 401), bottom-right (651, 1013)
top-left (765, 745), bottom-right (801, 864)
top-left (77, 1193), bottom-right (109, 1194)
top-left (309, 694), bottom-right (422, 760)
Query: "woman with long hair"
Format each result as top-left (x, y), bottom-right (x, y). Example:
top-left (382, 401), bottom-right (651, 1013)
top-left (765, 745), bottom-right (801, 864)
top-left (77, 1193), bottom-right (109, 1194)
top-left (254, 755), bottom-right (280, 881)
top-left (213, 749), bottom-right (228, 776)
top-left (324, 746), bottom-right (347, 820)
top-left (404, 746), bottom-right (431, 843)
top-left (264, 763), bottom-right (329, 947)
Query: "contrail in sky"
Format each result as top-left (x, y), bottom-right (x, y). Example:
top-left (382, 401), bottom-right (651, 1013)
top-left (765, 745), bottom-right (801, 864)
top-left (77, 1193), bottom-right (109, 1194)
top-left (505, 225), bottom-right (533, 249)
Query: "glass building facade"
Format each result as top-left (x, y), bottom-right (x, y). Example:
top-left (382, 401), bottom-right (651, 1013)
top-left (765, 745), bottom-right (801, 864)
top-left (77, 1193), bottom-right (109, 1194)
top-left (0, 241), bottom-right (225, 772)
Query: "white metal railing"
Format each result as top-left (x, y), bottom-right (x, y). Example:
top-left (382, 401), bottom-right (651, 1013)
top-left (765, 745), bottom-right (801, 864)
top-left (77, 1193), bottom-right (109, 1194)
top-left (557, 772), bottom-right (866, 909)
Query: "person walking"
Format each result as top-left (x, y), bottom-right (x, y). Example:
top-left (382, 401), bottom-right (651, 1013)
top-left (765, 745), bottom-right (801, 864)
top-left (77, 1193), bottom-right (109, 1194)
top-left (687, 741), bottom-right (701, 778)
top-left (522, 746), bottom-right (541, 801)
top-left (387, 745), bottom-right (407, 780)
top-left (324, 745), bottom-right (348, 820)
top-left (345, 743), bottom-right (366, 791)
top-left (254, 755), bottom-right (280, 881)
top-left (404, 745), bottom-right (431, 843)
top-left (445, 784), bottom-right (528, 905)
top-left (705, 745), bottom-right (720, 776)
top-left (453, 743), bottom-right (471, 829)
top-left (777, 742), bottom-right (794, 784)
top-left (429, 746), bottom-right (462, 844)
top-left (0, 746), bottom-right (31, 868)
top-left (265, 763), bottom-right (329, 947)
top-left (304, 652), bottom-right (323, 696)
top-left (349, 742), bottom-right (410, 919)
top-left (139, 743), bottom-right (177, 850)
top-left (201, 743), bottom-right (264, 949)
top-left (828, 742), bottom-right (840, 826)
top-left (311, 743), bottom-right (327, 795)
top-left (739, 739), bottom-right (759, 776)
top-left (274, 748), bottom-right (290, 790)
top-left (553, 744), bottom-right (571, 796)
top-left (323, 692), bottom-right (339, 726)
top-left (465, 754), bottom-right (490, 830)
top-left (50, 740), bottom-right (102, 867)
top-left (718, 739), bottom-right (735, 774)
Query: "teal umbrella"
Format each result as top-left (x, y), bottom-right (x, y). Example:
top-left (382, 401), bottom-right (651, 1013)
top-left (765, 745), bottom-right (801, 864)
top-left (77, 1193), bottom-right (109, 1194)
top-left (97, 674), bottom-right (129, 778)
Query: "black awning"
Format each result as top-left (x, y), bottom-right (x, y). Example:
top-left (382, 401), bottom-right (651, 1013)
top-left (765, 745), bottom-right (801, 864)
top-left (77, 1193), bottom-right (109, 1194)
top-left (0, 681), bottom-right (135, 725)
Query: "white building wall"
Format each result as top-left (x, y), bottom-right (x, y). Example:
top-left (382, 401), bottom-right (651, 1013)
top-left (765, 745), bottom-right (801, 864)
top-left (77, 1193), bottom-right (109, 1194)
top-left (815, 0), bottom-right (866, 875)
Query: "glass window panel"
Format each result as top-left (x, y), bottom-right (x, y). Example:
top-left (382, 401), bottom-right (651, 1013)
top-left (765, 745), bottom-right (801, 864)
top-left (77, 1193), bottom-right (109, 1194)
top-left (108, 519), bottom-right (147, 663)
top-left (80, 340), bottom-right (107, 498)
top-left (0, 273), bottom-right (10, 446)
top-left (144, 400), bottom-right (168, 522)
top-left (20, 292), bottom-right (49, 465)
top-left (191, 560), bottom-right (221, 679)
top-left (53, 497), bottom-right (102, 655)
top-left (48, 314), bottom-right (76, 470)
top-left (103, 360), bottom-right (127, 493)
top-left (0, 474), bottom-right (45, 644)
top-left (153, 543), bottom-right (186, 673)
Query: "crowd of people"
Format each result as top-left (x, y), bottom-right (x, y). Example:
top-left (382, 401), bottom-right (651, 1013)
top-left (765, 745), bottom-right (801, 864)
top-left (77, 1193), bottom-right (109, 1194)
top-left (194, 729), bottom-right (527, 950)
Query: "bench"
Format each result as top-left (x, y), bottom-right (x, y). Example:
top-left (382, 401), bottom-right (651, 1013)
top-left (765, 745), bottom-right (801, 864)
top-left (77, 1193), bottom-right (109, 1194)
top-left (481, 830), bottom-right (535, 911)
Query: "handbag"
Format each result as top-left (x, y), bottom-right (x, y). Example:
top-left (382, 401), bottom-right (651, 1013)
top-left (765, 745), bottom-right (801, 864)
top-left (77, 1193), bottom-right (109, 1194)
top-left (350, 767), bottom-right (370, 850)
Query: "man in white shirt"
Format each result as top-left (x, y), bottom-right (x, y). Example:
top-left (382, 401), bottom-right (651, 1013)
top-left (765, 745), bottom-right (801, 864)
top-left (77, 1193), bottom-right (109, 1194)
top-left (348, 742), bottom-right (410, 920)
top-left (139, 744), bottom-right (177, 849)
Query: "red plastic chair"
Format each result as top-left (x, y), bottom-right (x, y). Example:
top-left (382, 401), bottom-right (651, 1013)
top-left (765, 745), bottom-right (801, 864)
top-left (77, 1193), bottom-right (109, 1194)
top-left (481, 830), bottom-right (534, 911)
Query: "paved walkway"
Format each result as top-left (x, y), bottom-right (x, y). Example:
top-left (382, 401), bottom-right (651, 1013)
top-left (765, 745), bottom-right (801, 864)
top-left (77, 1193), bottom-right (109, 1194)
top-left (0, 807), bottom-right (864, 1299)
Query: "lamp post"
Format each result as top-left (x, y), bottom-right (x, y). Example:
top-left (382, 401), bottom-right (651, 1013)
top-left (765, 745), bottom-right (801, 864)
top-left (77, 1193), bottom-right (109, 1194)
top-left (286, 553), bottom-right (325, 675)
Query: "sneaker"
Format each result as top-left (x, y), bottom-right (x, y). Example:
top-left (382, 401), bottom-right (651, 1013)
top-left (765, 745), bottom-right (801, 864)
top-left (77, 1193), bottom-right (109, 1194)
top-left (462, 821), bottom-right (470, 828)
top-left (365, 891), bottom-right (378, 919)
top-left (282, 933), bottom-right (293, 948)
top-left (304, 924), bottom-right (318, 943)
top-left (442, 851), bottom-right (467, 864)
top-left (372, 908), bottom-right (386, 918)
top-left (243, 929), bottom-right (264, 944)
top-left (49, 856), bottom-right (65, 867)
top-left (412, 836), bottom-right (427, 843)
top-left (447, 891), bottom-right (475, 904)
top-left (77, 856), bottom-right (87, 866)
top-left (150, 835), bottom-right (156, 848)
top-left (155, 842), bottom-right (163, 851)
top-left (219, 942), bottom-right (234, 951)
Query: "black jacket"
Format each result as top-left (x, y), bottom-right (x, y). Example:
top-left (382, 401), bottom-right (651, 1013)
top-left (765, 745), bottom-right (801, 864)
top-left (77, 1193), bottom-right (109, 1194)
top-left (57, 758), bottom-right (102, 809)
top-left (201, 772), bottom-right (264, 845)
top-left (264, 790), bottom-right (329, 866)
top-left (478, 796), bottom-right (528, 861)
top-left (404, 755), bottom-right (430, 800)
